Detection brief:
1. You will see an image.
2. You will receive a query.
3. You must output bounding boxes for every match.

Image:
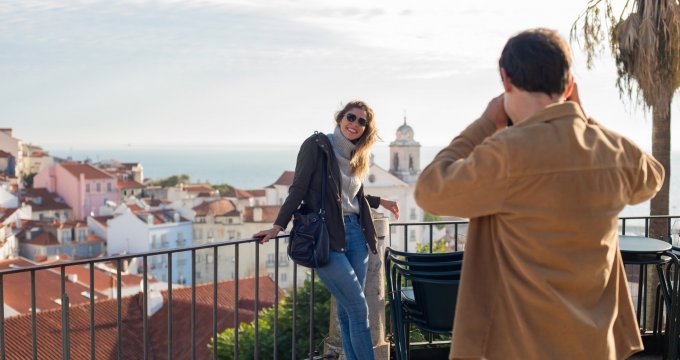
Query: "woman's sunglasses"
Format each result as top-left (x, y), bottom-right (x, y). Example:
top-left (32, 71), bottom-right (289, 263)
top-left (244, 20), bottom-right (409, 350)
top-left (345, 113), bottom-right (367, 127)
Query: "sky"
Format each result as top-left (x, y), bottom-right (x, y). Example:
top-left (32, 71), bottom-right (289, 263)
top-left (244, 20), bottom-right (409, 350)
top-left (1, 0), bottom-right (679, 151)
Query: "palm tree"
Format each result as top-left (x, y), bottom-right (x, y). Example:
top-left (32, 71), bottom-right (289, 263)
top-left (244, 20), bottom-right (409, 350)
top-left (571, 0), bottom-right (680, 239)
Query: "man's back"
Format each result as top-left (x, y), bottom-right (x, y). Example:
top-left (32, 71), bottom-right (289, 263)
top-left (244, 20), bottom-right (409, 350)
top-left (415, 101), bottom-right (664, 359)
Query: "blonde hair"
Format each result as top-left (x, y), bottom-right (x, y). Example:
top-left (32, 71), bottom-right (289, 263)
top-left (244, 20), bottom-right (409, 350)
top-left (334, 100), bottom-right (379, 179)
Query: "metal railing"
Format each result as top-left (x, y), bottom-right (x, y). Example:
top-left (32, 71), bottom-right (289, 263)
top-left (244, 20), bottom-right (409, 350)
top-left (0, 234), bottom-right (321, 360)
top-left (390, 215), bottom-right (680, 253)
top-left (2, 215), bottom-right (678, 359)
top-left (385, 215), bottom-right (680, 357)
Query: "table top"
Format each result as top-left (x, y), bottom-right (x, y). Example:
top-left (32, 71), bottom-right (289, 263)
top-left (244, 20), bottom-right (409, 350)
top-left (619, 235), bottom-right (672, 254)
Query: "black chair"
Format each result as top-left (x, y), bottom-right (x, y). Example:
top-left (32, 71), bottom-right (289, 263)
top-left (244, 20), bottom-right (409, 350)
top-left (385, 247), bottom-right (463, 360)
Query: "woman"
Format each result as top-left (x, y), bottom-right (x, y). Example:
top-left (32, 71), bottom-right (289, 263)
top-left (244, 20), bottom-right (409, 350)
top-left (255, 100), bottom-right (399, 360)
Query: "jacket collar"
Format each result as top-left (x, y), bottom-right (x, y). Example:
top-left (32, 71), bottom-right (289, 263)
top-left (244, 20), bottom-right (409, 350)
top-left (314, 132), bottom-right (332, 154)
top-left (515, 101), bottom-right (587, 128)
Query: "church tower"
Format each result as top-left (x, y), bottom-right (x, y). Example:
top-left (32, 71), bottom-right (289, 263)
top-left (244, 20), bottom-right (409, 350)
top-left (389, 117), bottom-right (421, 184)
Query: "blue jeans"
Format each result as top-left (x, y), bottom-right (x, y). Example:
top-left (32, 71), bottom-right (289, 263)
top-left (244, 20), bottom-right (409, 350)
top-left (316, 214), bottom-right (374, 360)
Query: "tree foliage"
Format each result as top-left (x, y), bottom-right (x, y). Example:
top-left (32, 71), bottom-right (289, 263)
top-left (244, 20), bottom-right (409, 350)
top-left (212, 183), bottom-right (234, 195)
top-left (150, 174), bottom-right (191, 187)
top-left (416, 238), bottom-right (450, 254)
top-left (571, 0), bottom-right (680, 230)
top-left (211, 276), bottom-right (331, 360)
top-left (571, 0), bottom-right (680, 109)
top-left (21, 172), bottom-right (37, 188)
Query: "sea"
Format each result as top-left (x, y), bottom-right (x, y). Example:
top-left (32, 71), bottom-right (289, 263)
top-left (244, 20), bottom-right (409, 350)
top-left (49, 144), bottom-right (680, 218)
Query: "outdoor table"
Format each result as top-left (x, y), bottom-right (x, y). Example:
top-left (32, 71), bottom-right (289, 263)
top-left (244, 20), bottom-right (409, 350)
top-left (619, 235), bottom-right (675, 352)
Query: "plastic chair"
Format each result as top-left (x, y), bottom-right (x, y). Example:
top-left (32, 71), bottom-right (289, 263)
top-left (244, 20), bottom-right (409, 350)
top-left (385, 247), bottom-right (463, 360)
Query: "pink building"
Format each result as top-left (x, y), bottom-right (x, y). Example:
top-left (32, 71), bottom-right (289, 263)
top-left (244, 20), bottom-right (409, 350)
top-left (34, 162), bottom-right (120, 220)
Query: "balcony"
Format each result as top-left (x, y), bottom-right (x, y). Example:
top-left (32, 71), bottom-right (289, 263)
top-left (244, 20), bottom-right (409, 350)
top-left (0, 215), bottom-right (678, 359)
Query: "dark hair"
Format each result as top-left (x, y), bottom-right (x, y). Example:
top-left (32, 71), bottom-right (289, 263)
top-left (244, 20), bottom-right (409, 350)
top-left (499, 28), bottom-right (572, 96)
top-left (334, 100), bottom-right (377, 178)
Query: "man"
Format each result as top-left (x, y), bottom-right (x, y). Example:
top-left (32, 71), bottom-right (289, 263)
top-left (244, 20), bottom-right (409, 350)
top-left (415, 28), bottom-right (664, 359)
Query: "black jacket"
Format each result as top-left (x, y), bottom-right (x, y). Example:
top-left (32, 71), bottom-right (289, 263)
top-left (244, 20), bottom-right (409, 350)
top-left (274, 132), bottom-right (381, 254)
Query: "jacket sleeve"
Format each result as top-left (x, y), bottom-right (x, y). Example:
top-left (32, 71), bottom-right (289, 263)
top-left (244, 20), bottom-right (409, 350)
top-left (274, 136), bottom-right (319, 229)
top-left (628, 152), bottom-right (665, 205)
top-left (365, 194), bottom-right (381, 209)
top-left (415, 116), bottom-right (508, 218)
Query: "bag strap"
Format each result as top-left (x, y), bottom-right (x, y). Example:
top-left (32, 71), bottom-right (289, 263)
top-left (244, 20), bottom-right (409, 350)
top-left (319, 152), bottom-right (327, 216)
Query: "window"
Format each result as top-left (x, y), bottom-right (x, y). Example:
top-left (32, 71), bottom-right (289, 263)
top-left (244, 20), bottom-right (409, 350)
top-left (96, 183), bottom-right (101, 193)
top-left (410, 208), bottom-right (416, 220)
top-left (281, 273), bottom-right (287, 282)
top-left (151, 235), bottom-right (157, 248)
top-left (107, 182), bottom-right (112, 192)
top-left (177, 232), bottom-right (184, 245)
top-left (86, 184), bottom-right (90, 193)
top-left (207, 255), bottom-right (214, 264)
top-left (161, 234), bottom-right (167, 247)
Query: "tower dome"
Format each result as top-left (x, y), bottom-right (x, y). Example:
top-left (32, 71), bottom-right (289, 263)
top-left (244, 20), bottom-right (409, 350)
top-left (389, 116), bottom-right (421, 185)
top-left (393, 118), bottom-right (417, 145)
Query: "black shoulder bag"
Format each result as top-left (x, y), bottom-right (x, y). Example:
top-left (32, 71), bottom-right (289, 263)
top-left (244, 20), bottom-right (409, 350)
top-left (287, 152), bottom-right (331, 268)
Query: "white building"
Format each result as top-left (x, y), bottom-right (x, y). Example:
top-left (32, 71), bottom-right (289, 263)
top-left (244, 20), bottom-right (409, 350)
top-left (0, 187), bottom-right (18, 208)
top-left (0, 129), bottom-right (23, 181)
top-left (106, 208), bottom-right (193, 285)
top-left (364, 119), bottom-right (430, 251)
top-left (21, 144), bottom-right (54, 176)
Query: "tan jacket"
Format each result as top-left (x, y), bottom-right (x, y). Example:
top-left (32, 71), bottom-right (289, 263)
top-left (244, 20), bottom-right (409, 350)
top-left (415, 102), bottom-right (664, 360)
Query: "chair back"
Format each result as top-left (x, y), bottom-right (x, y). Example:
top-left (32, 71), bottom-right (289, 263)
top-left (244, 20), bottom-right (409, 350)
top-left (385, 247), bottom-right (462, 334)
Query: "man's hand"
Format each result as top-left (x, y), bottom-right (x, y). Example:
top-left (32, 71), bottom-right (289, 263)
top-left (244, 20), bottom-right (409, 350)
top-left (482, 94), bottom-right (510, 131)
top-left (566, 82), bottom-right (586, 117)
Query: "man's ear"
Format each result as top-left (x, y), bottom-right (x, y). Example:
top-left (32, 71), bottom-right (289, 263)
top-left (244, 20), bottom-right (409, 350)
top-left (563, 74), bottom-right (575, 99)
top-left (500, 68), bottom-right (512, 92)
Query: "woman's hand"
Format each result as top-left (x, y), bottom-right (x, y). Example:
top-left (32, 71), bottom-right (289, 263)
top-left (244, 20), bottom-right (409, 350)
top-left (380, 199), bottom-right (400, 220)
top-left (253, 225), bottom-right (283, 244)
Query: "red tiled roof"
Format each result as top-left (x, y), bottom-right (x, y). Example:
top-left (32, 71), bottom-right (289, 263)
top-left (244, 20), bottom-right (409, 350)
top-left (183, 184), bottom-right (213, 193)
top-left (271, 171), bottom-right (295, 186)
top-left (222, 188), bottom-right (253, 199)
top-left (21, 231), bottom-right (59, 246)
top-left (20, 188), bottom-right (72, 212)
top-left (192, 199), bottom-right (239, 217)
top-left (242, 205), bottom-right (281, 223)
top-left (60, 162), bottom-right (116, 180)
top-left (0, 150), bottom-right (11, 158)
top-left (246, 189), bottom-right (266, 197)
top-left (63, 264), bottom-right (146, 293)
top-left (0, 258), bottom-right (109, 317)
top-left (90, 215), bottom-right (114, 227)
top-left (2, 276), bottom-right (282, 359)
top-left (117, 179), bottom-right (144, 189)
top-left (132, 210), bottom-right (188, 225)
top-left (0, 207), bottom-right (18, 223)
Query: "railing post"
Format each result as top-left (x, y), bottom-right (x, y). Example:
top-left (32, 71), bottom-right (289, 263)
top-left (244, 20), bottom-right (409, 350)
top-left (368, 213), bottom-right (390, 360)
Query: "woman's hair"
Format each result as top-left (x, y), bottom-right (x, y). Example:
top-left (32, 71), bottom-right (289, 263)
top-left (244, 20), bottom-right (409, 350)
top-left (334, 100), bottom-right (378, 179)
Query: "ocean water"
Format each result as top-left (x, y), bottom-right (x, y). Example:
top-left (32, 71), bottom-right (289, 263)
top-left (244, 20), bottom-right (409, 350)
top-left (49, 144), bottom-right (680, 217)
